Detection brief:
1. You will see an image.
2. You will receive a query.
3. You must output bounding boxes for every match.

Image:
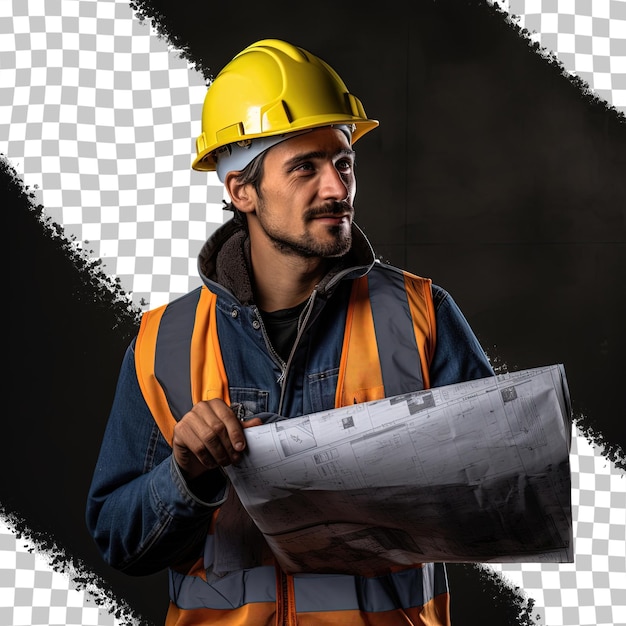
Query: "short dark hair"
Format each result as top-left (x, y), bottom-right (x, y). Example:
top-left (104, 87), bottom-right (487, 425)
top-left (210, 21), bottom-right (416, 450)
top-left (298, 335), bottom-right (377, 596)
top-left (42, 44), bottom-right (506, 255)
top-left (232, 149), bottom-right (268, 197)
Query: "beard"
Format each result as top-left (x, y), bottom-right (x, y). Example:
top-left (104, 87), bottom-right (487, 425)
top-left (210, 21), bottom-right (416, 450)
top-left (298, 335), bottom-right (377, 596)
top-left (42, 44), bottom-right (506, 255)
top-left (257, 200), bottom-right (353, 259)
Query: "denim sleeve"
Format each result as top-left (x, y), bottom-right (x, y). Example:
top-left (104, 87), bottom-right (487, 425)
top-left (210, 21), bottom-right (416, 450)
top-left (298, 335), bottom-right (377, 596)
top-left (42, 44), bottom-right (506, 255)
top-left (429, 285), bottom-right (494, 387)
top-left (85, 340), bottom-right (227, 575)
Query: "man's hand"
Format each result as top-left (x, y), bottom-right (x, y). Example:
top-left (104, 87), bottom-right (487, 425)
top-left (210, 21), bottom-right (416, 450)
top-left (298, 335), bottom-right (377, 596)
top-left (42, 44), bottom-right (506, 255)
top-left (172, 398), bottom-right (261, 479)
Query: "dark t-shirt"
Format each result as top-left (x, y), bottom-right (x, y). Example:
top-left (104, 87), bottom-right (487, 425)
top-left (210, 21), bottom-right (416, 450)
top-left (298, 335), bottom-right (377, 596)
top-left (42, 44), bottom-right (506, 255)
top-left (259, 301), bottom-right (307, 361)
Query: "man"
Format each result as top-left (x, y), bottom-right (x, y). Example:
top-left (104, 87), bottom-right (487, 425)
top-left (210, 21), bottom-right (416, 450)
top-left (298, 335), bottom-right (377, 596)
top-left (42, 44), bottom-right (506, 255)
top-left (86, 39), bottom-right (494, 625)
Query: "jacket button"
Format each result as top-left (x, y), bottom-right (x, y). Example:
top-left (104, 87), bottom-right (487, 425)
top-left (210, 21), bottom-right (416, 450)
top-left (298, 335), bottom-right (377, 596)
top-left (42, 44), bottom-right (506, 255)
top-left (252, 320), bottom-right (261, 330)
top-left (231, 309), bottom-right (238, 318)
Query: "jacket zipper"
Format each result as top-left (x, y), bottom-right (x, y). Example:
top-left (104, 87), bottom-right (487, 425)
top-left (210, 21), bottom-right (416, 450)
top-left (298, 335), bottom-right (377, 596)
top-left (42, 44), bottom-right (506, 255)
top-left (253, 290), bottom-right (318, 416)
top-left (277, 290), bottom-right (316, 414)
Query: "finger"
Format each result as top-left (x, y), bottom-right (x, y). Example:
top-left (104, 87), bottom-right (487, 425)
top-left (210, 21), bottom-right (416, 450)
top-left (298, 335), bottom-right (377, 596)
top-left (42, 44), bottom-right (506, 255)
top-left (185, 399), bottom-right (246, 464)
top-left (242, 417), bottom-right (263, 428)
top-left (173, 417), bottom-right (222, 470)
top-left (205, 399), bottom-right (248, 453)
top-left (194, 420), bottom-right (237, 466)
top-left (172, 437), bottom-right (216, 482)
top-left (173, 404), bottom-right (232, 471)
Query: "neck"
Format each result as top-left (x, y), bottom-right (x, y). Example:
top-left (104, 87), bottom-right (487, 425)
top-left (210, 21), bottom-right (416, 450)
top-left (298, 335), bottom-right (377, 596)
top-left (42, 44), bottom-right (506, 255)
top-left (250, 243), bottom-right (330, 312)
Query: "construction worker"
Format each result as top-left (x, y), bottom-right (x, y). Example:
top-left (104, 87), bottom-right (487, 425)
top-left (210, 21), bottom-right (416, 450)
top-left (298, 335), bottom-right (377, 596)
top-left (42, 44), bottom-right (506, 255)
top-left (86, 39), bottom-right (494, 625)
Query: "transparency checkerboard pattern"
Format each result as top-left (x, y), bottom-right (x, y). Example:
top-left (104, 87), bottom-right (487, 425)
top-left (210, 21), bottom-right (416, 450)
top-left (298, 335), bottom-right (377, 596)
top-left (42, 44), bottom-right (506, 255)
top-left (1, 1), bottom-right (625, 625)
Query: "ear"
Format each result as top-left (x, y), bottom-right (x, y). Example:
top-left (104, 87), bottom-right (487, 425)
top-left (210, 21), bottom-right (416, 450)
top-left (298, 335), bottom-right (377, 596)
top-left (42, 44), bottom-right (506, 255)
top-left (224, 172), bottom-right (256, 214)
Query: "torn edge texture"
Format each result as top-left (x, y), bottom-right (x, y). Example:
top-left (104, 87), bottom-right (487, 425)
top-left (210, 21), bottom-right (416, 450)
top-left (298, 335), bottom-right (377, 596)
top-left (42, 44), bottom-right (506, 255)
top-left (0, 505), bottom-right (148, 626)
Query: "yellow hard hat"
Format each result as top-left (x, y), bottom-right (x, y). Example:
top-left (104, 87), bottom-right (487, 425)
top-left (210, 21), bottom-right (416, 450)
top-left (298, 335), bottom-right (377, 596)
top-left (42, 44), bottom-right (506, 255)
top-left (191, 39), bottom-right (379, 173)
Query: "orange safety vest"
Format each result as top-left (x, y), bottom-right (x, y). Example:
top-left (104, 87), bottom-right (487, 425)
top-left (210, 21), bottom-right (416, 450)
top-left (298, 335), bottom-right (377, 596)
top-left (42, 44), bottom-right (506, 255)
top-left (135, 269), bottom-right (450, 626)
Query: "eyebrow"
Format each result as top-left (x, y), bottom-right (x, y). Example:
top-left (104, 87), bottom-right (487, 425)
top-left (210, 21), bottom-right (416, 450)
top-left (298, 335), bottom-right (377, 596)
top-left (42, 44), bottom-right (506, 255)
top-left (284, 148), bottom-right (356, 169)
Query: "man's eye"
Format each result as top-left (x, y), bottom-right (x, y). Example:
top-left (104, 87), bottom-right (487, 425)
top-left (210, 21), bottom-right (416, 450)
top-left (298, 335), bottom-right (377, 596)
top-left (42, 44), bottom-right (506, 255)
top-left (294, 162), bottom-right (313, 172)
top-left (336, 160), bottom-right (353, 172)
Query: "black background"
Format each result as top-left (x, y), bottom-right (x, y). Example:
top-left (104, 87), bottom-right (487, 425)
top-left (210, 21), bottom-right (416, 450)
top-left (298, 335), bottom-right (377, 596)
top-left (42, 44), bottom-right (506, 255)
top-left (3, 1), bottom-right (625, 624)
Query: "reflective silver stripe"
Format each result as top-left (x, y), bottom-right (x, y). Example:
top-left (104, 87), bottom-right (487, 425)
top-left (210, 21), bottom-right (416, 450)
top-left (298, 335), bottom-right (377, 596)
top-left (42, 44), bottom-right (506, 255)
top-left (294, 567), bottom-right (441, 612)
top-left (368, 267), bottom-right (424, 397)
top-left (421, 562), bottom-right (451, 607)
top-left (432, 562), bottom-right (450, 597)
top-left (171, 564), bottom-right (447, 612)
top-left (171, 566), bottom-right (276, 609)
top-left (154, 289), bottom-right (202, 419)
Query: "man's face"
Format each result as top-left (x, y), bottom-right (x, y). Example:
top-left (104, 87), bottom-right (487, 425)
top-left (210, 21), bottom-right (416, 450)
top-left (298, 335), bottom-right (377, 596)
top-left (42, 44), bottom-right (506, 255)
top-left (250, 126), bottom-right (356, 259)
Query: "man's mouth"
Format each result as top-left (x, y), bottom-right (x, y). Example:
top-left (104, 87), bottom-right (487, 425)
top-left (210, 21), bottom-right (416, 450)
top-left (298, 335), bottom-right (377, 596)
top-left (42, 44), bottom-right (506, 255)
top-left (306, 203), bottom-right (353, 223)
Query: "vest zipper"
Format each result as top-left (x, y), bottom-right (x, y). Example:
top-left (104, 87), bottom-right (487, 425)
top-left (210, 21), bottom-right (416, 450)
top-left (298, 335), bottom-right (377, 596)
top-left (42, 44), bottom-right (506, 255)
top-left (275, 564), bottom-right (296, 626)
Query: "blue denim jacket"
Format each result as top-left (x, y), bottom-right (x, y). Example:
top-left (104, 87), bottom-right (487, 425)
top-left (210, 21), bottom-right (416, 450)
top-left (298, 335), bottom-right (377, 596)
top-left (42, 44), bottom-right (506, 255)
top-left (85, 219), bottom-right (494, 575)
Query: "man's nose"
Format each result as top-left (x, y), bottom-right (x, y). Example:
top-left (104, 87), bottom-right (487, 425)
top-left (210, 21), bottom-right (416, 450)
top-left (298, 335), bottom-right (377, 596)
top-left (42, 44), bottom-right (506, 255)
top-left (320, 164), bottom-right (351, 201)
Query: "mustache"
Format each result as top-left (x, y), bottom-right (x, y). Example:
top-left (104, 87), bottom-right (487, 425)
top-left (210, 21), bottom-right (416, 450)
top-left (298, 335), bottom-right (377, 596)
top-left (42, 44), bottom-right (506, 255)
top-left (304, 201), bottom-right (354, 219)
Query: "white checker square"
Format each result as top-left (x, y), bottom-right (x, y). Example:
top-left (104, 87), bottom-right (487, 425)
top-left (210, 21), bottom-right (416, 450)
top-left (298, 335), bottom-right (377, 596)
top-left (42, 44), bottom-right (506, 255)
top-left (581, 605), bottom-right (602, 624)
top-left (81, 222), bottom-right (105, 242)
top-left (592, 72), bottom-right (614, 90)
top-left (542, 13), bottom-right (560, 31)
top-left (610, 54), bottom-right (626, 72)
top-left (593, 36), bottom-right (612, 57)
top-left (14, 568), bottom-right (36, 589)
top-left (11, 15), bottom-right (30, 33)
top-left (574, 13), bottom-right (593, 34)
top-left (12, 607), bottom-right (34, 626)
top-left (98, 239), bottom-right (119, 258)
top-left (172, 275), bottom-right (199, 294)
top-left (171, 238), bottom-right (192, 257)
top-left (29, 31), bottom-right (47, 51)
top-left (12, 83), bottom-right (32, 107)
top-left (610, 505), bottom-right (626, 526)
top-left (558, 0), bottom-right (576, 14)
top-left (574, 53), bottom-right (595, 72)
top-left (0, 592), bottom-right (16, 613)
top-left (32, 586), bottom-right (52, 606)
top-left (597, 0), bottom-right (613, 20)
top-left (153, 257), bottom-right (172, 274)
top-left (609, 86), bottom-right (625, 107)
top-left (0, 36), bottom-right (16, 55)
top-left (609, 17), bottom-right (626, 39)
top-left (593, 587), bottom-right (613, 606)
top-left (114, 257), bottom-right (136, 275)
top-left (118, 224), bottom-right (138, 241)
top-left (558, 32), bottom-right (577, 52)
top-left (523, 0), bottom-right (543, 15)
